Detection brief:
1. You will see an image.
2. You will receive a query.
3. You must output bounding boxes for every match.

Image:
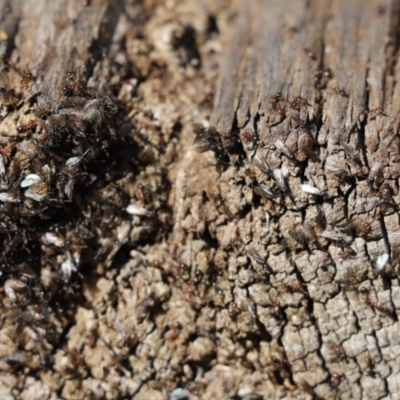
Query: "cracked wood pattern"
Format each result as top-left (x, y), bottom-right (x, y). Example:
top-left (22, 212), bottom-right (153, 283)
top-left (1, 0), bottom-right (400, 399)
top-left (203, 0), bottom-right (400, 398)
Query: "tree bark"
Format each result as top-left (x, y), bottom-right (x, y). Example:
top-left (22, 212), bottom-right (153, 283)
top-left (1, 1), bottom-right (400, 400)
top-left (205, 0), bottom-right (400, 399)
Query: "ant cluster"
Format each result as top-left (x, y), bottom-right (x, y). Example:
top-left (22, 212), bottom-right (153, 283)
top-left (193, 126), bottom-right (236, 163)
top-left (0, 61), bottom-right (173, 373)
top-left (269, 92), bottom-right (311, 119)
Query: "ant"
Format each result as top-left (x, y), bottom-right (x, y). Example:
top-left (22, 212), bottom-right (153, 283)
top-left (241, 128), bottom-right (258, 155)
top-left (333, 87), bottom-right (349, 97)
top-left (304, 47), bottom-right (316, 60)
top-left (329, 372), bottom-right (342, 387)
top-left (228, 302), bottom-right (240, 319)
top-left (322, 250), bottom-right (331, 264)
top-left (271, 355), bottom-right (290, 366)
top-left (284, 281), bottom-right (308, 296)
top-left (364, 356), bottom-right (376, 376)
top-left (232, 226), bottom-right (242, 247)
top-left (290, 96), bottom-right (310, 110)
top-left (55, 19), bottom-right (69, 30)
top-left (10, 63), bottom-right (35, 90)
top-left (272, 102), bottom-right (286, 117)
top-left (62, 70), bottom-right (87, 97)
top-left (194, 269), bottom-right (204, 284)
top-left (17, 119), bottom-right (36, 134)
top-left (270, 297), bottom-right (284, 320)
top-left (110, 288), bottom-right (126, 306)
top-left (0, 85), bottom-right (19, 108)
top-left (143, 260), bottom-right (162, 268)
top-left (376, 183), bottom-right (392, 200)
top-left (366, 107), bottom-right (385, 118)
top-left (338, 249), bottom-right (356, 258)
top-left (136, 183), bottom-right (148, 203)
top-left (362, 222), bottom-right (372, 235)
top-left (270, 92), bottom-right (282, 104)
top-left (0, 137), bottom-right (17, 158)
top-left (314, 67), bottom-right (332, 87)
top-left (247, 247), bottom-right (268, 269)
top-left (220, 131), bottom-right (238, 152)
top-left (330, 343), bottom-right (348, 362)
top-left (165, 322), bottom-right (181, 341)
top-left (271, 354), bottom-right (291, 379)
top-left (193, 126), bottom-right (226, 162)
top-left (85, 327), bottom-right (98, 348)
top-left (269, 92), bottom-right (288, 117)
top-left (359, 287), bottom-right (393, 316)
top-left (36, 107), bottom-right (51, 119)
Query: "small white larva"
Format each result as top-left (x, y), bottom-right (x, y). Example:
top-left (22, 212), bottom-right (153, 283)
top-left (300, 184), bottom-right (325, 197)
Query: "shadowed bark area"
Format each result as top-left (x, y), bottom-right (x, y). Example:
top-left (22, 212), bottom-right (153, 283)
top-left (1, 0), bottom-right (400, 399)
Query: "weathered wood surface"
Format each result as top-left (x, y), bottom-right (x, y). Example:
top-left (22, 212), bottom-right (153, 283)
top-left (1, 0), bottom-right (400, 399)
top-left (205, 0), bottom-right (400, 398)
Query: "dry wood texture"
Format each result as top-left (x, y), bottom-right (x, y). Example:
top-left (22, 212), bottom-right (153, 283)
top-left (1, 0), bottom-right (400, 399)
top-left (205, 0), bottom-right (400, 398)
